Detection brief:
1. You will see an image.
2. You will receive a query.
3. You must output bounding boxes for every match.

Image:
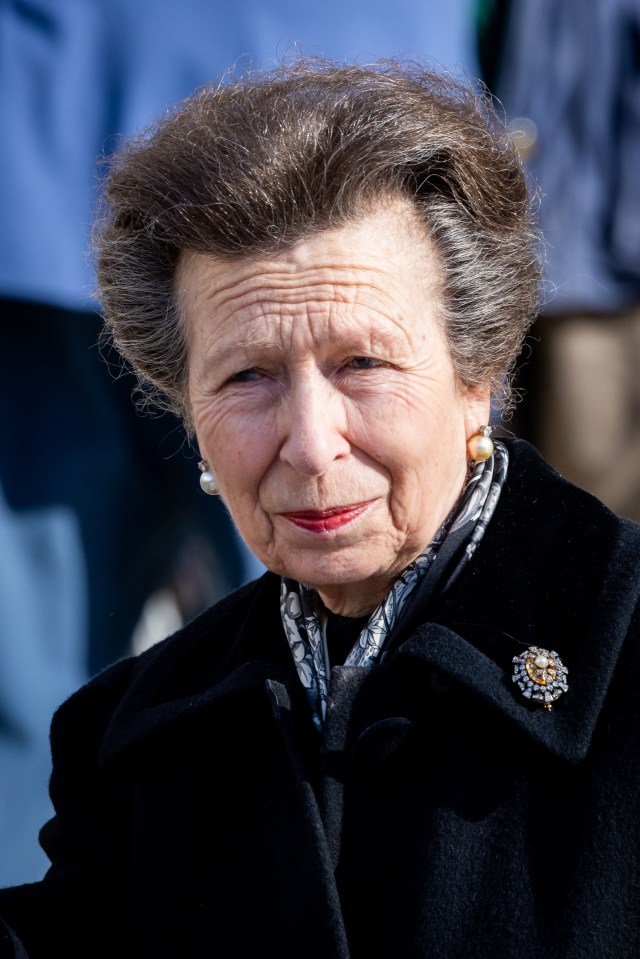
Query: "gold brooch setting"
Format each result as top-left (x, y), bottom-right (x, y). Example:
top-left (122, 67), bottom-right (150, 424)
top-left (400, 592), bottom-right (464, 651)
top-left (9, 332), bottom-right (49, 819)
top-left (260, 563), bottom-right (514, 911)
top-left (512, 646), bottom-right (568, 710)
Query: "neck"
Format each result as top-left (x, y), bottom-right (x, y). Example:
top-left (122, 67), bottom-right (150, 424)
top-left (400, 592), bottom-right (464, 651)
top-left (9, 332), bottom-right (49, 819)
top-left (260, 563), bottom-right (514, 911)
top-left (315, 580), bottom-right (387, 618)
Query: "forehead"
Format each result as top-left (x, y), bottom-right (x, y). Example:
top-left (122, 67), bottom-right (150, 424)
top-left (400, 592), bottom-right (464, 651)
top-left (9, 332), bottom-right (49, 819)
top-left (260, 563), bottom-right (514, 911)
top-left (177, 206), bottom-right (443, 350)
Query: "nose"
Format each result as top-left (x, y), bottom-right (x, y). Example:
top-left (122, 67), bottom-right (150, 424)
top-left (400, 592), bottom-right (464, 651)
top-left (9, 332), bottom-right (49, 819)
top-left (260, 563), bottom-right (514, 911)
top-left (279, 371), bottom-right (350, 476)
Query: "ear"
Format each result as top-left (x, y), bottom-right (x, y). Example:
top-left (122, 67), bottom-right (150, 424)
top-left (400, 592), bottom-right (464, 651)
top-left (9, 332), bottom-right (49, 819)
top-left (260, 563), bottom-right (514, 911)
top-left (461, 383), bottom-right (492, 439)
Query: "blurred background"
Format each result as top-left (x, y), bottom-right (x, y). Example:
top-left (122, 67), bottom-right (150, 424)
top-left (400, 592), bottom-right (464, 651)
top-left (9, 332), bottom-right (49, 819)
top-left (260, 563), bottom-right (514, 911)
top-left (0, 0), bottom-right (638, 885)
top-left (478, 0), bottom-right (640, 522)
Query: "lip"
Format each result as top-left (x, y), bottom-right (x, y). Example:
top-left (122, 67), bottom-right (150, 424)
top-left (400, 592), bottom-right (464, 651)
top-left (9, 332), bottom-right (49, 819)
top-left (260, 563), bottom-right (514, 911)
top-left (282, 501), bottom-right (375, 533)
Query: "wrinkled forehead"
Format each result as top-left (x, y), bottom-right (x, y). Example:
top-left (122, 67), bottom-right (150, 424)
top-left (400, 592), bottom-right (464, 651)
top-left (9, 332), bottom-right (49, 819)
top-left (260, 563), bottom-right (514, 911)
top-left (175, 201), bottom-right (444, 325)
top-left (177, 206), bottom-right (455, 399)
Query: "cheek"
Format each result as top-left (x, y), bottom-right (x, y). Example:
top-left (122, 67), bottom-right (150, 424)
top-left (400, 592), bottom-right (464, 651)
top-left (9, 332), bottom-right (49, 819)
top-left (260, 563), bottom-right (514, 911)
top-left (193, 399), bottom-right (274, 496)
top-left (217, 428), bottom-right (271, 494)
top-left (353, 380), bottom-right (465, 469)
top-left (357, 366), bottom-right (461, 427)
top-left (367, 398), bottom-right (468, 518)
top-left (207, 425), bottom-right (277, 553)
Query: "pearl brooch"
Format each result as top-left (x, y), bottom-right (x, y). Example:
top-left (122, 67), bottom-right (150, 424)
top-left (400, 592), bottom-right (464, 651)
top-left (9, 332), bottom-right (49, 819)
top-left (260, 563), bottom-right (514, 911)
top-left (512, 646), bottom-right (568, 710)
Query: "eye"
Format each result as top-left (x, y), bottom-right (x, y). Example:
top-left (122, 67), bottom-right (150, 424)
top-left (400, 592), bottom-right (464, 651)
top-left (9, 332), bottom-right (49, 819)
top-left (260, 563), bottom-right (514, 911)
top-left (227, 368), bottom-right (263, 384)
top-left (345, 356), bottom-right (386, 370)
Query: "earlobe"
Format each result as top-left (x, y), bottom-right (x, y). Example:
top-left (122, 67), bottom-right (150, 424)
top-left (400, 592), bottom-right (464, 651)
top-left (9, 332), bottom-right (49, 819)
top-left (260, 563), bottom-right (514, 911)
top-left (462, 384), bottom-right (492, 438)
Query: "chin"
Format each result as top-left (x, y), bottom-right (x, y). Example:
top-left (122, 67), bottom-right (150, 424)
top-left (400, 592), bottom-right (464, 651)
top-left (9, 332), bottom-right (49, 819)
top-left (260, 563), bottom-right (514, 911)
top-left (280, 545), bottom-right (391, 592)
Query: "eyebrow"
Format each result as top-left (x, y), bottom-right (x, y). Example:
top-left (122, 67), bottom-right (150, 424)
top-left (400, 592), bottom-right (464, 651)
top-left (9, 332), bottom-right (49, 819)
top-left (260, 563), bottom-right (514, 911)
top-left (202, 336), bottom-right (282, 365)
top-left (206, 324), bottom-right (410, 365)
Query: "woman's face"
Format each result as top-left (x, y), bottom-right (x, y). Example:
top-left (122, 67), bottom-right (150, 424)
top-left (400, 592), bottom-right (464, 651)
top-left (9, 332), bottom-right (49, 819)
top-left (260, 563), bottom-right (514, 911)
top-left (182, 205), bottom-right (489, 616)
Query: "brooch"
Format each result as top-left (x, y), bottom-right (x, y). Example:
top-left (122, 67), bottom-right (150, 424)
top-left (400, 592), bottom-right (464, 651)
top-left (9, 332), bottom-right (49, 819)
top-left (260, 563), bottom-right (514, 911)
top-left (512, 646), bottom-right (568, 710)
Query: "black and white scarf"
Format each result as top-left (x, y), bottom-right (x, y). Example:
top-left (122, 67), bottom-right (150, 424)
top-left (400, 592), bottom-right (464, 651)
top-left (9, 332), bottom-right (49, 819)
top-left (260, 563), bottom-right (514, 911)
top-left (280, 441), bottom-right (509, 730)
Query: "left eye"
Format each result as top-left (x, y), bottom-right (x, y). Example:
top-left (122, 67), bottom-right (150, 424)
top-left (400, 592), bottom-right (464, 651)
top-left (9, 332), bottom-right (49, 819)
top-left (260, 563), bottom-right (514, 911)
top-left (345, 356), bottom-right (385, 370)
top-left (227, 368), bottom-right (263, 383)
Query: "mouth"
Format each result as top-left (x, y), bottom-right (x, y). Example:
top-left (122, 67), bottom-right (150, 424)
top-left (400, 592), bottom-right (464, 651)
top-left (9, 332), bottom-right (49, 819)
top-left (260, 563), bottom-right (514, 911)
top-left (282, 501), bottom-right (375, 533)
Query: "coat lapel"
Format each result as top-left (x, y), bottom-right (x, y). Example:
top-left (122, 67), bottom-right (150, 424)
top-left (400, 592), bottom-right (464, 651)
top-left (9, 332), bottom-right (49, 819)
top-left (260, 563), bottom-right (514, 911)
top-left (356, 443), bottom-right (640, 767)
top-left (99, 573), bottom-right (299, 766)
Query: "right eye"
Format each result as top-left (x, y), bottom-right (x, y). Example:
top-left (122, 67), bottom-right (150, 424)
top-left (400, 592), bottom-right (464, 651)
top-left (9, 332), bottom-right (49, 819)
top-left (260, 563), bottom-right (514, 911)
top-left (345, 356), bottom-right (386, 370)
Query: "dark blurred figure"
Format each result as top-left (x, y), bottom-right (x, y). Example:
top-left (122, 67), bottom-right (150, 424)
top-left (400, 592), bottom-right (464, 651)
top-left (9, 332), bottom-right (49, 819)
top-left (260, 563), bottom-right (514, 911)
top-left (477, 0), bottom-right (640, 521)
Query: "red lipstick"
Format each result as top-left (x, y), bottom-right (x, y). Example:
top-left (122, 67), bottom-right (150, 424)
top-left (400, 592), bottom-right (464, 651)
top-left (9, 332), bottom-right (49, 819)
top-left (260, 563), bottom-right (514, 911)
top-left (283, 502), bottom-right (372, 532)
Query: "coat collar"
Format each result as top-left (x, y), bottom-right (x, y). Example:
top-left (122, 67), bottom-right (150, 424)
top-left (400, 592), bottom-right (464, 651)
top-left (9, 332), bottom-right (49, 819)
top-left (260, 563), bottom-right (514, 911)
top-left (100, 441), bottom-right (640, 769)
top-left (388, 441), bottom-right (640, 764)
top-left (394, 554), bottom-right (636, 766)
top-left (99, 573), bottom-right (296, 766)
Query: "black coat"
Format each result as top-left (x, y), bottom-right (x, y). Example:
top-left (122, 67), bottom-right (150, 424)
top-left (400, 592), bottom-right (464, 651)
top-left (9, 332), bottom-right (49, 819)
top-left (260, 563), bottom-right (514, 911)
top-left (2, 440), bottom-right (640, 958)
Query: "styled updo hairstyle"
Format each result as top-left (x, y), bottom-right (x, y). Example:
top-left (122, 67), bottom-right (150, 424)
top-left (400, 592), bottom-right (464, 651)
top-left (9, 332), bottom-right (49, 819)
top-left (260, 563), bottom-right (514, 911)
top-left (96, 59), bottom-right (540, 430)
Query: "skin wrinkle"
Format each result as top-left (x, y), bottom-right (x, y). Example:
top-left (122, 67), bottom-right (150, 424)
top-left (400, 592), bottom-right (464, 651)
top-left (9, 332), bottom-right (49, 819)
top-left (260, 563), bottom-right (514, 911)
top-left (184, 263), bottom-right (427, 336)
top-left (182, 224), bottom-right (439, 393)
top-left (183, 206), bottom-right (489, 616)
top-left (191, 308), bottom-right (420, 393)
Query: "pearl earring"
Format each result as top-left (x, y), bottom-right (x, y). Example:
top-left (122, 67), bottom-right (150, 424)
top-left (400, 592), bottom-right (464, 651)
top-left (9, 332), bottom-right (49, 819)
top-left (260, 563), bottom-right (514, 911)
top-left (198, 460), bottom-right (220, 495)
top-left (466, 425), bottom-right (494, 462)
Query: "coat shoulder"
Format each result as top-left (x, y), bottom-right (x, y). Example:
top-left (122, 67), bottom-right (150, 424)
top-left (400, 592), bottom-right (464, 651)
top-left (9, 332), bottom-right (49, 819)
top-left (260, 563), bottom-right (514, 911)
top-left (51, 572), bottom-right (281, 754)
top-left (495, 438), bottom-right (640, 579)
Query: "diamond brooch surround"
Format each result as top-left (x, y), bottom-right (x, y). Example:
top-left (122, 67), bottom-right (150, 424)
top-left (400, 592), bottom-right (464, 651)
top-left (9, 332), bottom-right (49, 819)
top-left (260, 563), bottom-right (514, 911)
top-left (512, 646), bottom-right (569, 710)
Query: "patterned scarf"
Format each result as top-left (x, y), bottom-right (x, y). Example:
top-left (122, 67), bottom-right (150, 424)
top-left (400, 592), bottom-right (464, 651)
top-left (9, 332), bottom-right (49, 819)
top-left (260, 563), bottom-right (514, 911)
top-left (280, 441), bottom-right (509, 730)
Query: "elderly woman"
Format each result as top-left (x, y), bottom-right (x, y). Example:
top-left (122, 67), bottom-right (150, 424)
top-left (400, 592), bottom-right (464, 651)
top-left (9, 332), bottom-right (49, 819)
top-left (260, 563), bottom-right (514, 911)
top-left (1, 61), bottom-right (640, 959)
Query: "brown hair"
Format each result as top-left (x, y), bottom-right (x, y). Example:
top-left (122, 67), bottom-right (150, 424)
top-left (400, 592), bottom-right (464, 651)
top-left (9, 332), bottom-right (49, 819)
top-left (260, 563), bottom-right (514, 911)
top-left (96, 59), bottom-right (540, 429)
